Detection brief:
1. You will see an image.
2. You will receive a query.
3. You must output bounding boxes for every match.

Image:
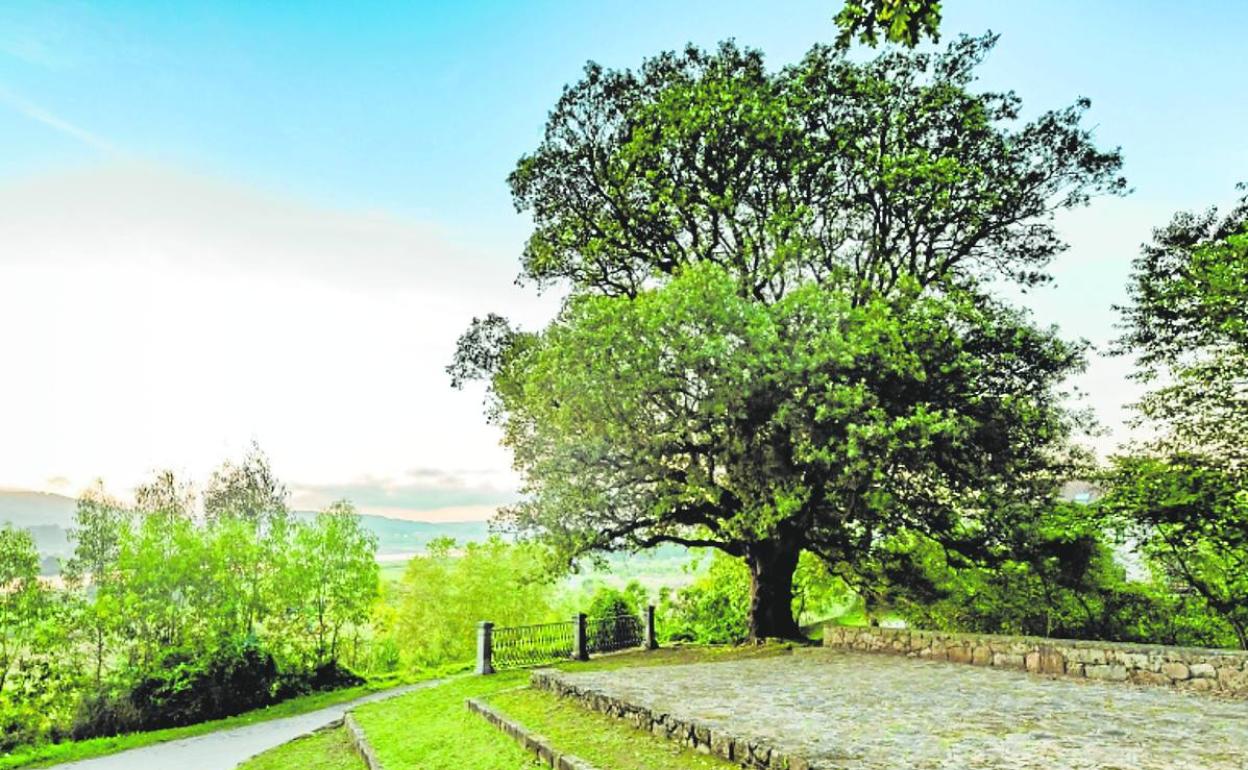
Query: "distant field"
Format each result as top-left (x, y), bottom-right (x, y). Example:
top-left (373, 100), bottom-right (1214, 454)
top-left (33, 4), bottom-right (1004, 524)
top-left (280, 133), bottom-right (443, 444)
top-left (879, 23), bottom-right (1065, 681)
top-left (379, 544), bottom-right (701, 592)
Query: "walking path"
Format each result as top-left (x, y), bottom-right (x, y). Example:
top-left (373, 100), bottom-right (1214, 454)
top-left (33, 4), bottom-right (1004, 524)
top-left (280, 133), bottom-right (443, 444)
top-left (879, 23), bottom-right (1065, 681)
top-left (545, 650), bottom-right (1248, 769)
top-left (48, 680), bottom-right (443, 770)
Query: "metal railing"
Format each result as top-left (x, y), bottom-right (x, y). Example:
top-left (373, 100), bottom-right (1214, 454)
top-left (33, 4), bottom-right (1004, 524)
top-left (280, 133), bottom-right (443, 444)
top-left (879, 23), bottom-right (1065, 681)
top-left (489, 619), bottom-right (575, 670)
top-left (477, 605), bottom-right (656, 674)
top-left (587, 612), bottom-right (643, 654)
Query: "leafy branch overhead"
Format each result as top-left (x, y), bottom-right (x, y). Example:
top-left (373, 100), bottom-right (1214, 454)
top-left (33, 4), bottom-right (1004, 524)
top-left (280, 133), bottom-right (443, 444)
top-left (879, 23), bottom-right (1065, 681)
top-left (834, 0), bottom-right (943, 49)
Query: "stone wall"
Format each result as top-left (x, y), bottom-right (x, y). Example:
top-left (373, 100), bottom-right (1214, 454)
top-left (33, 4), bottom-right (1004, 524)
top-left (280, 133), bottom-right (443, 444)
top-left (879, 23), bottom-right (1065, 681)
top-left (466, 697), bottom-right (599, 770)
top-left (531, 669), bottom-right (811, 770)
top-left (823, 625), bottom-right (1248, 697)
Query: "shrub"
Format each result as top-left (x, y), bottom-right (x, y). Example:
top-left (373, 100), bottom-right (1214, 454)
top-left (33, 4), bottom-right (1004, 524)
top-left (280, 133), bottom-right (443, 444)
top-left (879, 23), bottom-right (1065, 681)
top-left (71, 637), bottom-right (286, 739)
top-left (585, 585), bottom-right (642, 650)
top-left (658, 552), bottom-right (750, 644)
top-left (0, 698), bottom-right (52, 753)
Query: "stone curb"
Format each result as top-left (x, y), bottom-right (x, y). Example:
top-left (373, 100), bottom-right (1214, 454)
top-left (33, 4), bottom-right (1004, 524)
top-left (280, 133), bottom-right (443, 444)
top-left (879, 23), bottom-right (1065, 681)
top-left (344, 712), bottom-right (386, 770)
top-left (466, 696), bottom-right (601, 770)
top-left (822, 626), bottom-right (1248, 698)
top-left (530, 670), bottom-right (812, 770)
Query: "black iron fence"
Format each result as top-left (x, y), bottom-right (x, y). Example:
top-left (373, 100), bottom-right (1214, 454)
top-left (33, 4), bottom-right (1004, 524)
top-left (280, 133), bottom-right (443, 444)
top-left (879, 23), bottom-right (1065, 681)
top-left (587, 612), bottom-right (643, 654)
top-left (489, 619), bottom-right (575, 670)
top-left (477, 605), bottom-right (656, 674)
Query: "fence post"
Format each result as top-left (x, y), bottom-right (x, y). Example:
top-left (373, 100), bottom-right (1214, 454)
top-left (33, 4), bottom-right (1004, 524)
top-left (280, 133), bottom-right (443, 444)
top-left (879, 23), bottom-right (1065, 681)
top-left (573, 613), bottom-right (589, 661)
top-left (644, 605), bottom-right (658, 650)
top-left (476, 621), bottom-right (495, 675)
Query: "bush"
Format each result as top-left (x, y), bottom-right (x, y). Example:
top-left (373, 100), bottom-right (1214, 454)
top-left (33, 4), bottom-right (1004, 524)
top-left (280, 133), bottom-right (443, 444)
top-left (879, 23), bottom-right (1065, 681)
top-left (658, 552), bottom-right (750, 644)
top-left (585, 585), bottom-right (643, 650)
top-left (0, 699), bottom-right (53, 753)
top-left (71, 637), bottom-right (293, 739)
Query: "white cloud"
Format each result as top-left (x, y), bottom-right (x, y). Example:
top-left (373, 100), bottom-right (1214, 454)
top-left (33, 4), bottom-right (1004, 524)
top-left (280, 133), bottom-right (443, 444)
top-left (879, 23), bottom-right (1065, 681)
top-left (0, 163), bottom-right (525, 293)
top-left (0, 163), bottom-right (556, 510)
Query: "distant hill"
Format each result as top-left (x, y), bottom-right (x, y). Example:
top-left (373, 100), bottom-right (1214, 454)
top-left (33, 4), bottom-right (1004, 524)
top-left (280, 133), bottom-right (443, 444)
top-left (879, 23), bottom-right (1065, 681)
top-left (290, 510), bottom-right (491, 555)
top-left (0, 489), bottom-right (493, 564)
top-left (0, 489), bottom-right (77, 529)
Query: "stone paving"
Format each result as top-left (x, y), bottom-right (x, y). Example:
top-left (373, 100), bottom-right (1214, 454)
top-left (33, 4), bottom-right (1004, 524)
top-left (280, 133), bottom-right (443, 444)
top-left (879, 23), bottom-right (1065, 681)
top-left (542, 650), bottom-right (1248, 770)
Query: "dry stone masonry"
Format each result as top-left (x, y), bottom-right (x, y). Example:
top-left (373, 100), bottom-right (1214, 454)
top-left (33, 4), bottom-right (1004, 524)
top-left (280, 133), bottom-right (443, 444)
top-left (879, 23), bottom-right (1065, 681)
top-left (823, 626), bottom-right (1248, 697)
top-left (533, 651), bottom-right (1248, 769)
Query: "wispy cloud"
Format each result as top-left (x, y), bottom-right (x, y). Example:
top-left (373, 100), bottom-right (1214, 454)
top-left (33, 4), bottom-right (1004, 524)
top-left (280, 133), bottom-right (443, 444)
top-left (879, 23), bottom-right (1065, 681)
top-left (0, 85), bottom-right (118, 154)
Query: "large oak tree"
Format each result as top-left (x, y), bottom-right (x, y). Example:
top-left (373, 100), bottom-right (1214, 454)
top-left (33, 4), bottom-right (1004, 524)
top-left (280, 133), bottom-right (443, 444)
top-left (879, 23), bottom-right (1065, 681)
top-left (453, 34), bottom-right (1125, 638)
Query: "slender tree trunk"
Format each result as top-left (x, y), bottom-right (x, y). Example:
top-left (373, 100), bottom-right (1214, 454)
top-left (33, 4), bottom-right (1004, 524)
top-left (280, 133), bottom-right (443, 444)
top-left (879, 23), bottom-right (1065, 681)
top-left (745, 537), bottom-right (803, 641)
top-left (95, 626), bottom-right (105, 687)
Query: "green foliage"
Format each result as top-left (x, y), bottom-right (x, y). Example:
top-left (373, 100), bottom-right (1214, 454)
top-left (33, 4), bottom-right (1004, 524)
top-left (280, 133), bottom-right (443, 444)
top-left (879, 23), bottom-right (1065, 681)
top-left (477, 258), bottom-right (1088, 638)
top-left (586, 585), bottom-right (640, 624)
top-left (71, 636), bottom-right (279, 738)
top-left (0, 525), bottom-right (47, 695)
top-left (0, 448), bottom-right (383, 753)
top-left (834, 0), bottom-right (942, 48)
top-left (1, 682), bottom-right (384, 770)
top-left (497, 34), bottom-right (1124, 301)
top-left (658, 552), bottom-right (750, 644)
top-left (1104, 191), bottom-right (1248, 650)
top-left (0, 525), bottom-right (69, 752)
top-left (1100, 456), bottom-right (1248, 649)
top-left (392, 537), bottom-right (557, 670)
top-left (658, 550), bottom-right (849, 643)
top-left (1116, 194), bottom-right (1248, 466)
top-left (276, 501), bottom-right (380, 670)
top-left (456, 32), bottom-right (1124, 638)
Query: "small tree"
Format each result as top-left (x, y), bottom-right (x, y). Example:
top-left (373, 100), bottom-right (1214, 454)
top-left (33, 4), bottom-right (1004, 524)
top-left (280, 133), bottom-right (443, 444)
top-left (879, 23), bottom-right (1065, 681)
top-left (0, 526), bottom-right (48, 696)
top-left (63, 483), bottom-right (130, 686)
top-left (1104, 191), bottom-right (1248, 649)
top-left (117, 470), bottom-right (202, 669)
top-left (203, 444), bottom-right (291, 635)
top-left (283, 502), bottom-right (379, 669)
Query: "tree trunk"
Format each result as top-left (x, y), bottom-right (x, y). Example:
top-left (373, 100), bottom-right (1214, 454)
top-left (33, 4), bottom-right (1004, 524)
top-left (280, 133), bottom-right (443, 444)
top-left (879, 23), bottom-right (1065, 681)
top-left (746, 537), bottom-right (803, 641)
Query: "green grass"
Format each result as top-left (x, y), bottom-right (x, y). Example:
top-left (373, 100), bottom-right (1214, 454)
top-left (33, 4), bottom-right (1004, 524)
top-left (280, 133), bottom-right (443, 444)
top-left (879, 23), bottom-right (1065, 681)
top-left (569, 642), bottom-right (801, 672)
top-left (487, 687), bottom-right (736, 770)
top-left (237, 725), bottom-right (365, 770)
top-left (0, 681), bottom-right (399, 770)
top-left (348, 644), bottom-right (799, 770)
top-left (351, 673), bottom-right (542, 769)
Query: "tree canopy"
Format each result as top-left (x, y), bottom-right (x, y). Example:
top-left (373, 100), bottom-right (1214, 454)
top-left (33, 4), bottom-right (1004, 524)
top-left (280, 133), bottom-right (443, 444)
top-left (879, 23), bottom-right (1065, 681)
top-left (1102, 190), bottom-right (1248, 649)
top-left (504, 34), bottom-right (1124, 304)
top-left (1115, 192), bottom-right (1248, 466)
top-left (455, 34), bottom-right (1125, 638)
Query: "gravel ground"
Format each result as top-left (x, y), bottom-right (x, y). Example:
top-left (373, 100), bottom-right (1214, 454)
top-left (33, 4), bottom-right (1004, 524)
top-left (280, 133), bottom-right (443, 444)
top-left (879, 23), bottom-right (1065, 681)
top-left (45, 681), bottom-right (441, 770)
top-left (550, 650), bottom-right (1248, 770)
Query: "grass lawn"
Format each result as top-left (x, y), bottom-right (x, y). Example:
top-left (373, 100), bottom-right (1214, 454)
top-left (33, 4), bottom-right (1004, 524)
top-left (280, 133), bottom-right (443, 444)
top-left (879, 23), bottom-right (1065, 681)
top-left (350, 673), bottom-right (543, 769)
top-left (237, 725), bottom-right (365, 770)
top-left (0, 679), bottom-right (406, 770)
top-left (345, 644), bottom-right (798, 770)
top-left (486, 687), bottom-right (736, 770)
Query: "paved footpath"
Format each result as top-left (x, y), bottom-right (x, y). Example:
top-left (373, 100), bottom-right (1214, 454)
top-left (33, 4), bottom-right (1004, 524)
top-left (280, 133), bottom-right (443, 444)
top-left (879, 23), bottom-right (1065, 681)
top-left (48, 680), bottom-right (443, 770)
top-left (553, 650), bottom-right (1248, 770)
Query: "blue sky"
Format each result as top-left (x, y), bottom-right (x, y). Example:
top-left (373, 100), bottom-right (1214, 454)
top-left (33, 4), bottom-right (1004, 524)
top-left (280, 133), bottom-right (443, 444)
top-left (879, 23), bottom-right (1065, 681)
top-left (0, 1), bottom-right (1244, 517)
